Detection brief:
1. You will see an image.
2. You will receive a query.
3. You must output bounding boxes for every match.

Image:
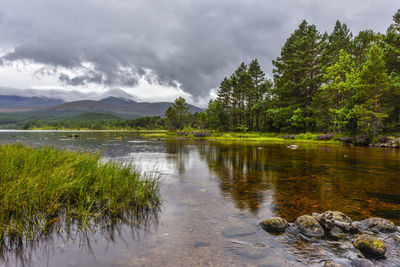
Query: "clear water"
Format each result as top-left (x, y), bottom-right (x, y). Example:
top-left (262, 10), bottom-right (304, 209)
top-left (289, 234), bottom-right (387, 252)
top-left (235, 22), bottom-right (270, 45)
top-left (0, 131), bottom-right (399, 267)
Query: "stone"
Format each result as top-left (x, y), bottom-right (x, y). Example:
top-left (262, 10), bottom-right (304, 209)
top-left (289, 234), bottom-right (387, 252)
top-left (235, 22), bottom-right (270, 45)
top-left (328, 226), bottom-right (347, 240)
top-left (353, 234), bottom-right (386, 259)
top-left (361, 217), bottom-right (397, 233)
top-left (323, 261), bottom-right (344, 267)
top-left (260, 217), bottom-right (289, 233)
top-left (351, 258), bottom-right (375, 267)
top-left (295, 215), bottom-right (325, 238)
top-left (221, 226), bottom-right (254, 238)
top-left (313, 211), bottom-right (358, 233)
top-left (225, 240), bottom-right (268, 260)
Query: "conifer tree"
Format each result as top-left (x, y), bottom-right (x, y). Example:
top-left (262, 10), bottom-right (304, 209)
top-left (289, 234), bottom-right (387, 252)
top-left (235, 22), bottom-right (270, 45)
top-left (355, 44), bottom-right (390, 137)
top-left (273, 20), bottom-right (325, 131)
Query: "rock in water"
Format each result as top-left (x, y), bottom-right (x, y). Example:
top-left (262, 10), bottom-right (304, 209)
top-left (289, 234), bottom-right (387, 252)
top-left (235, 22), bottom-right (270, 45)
top-left (313, 211), bottom-right (358, 233)
top-left (260, 217), bottom-right (289, 233)
top-left (361, 217), bottom-right (397, 233)
top-left (328, 226), bottom-right (346, 240)
top-left (323, 261), bottom-right (344, 267)
top-left (295, 215), bottom-right (325, 237)
top-left (353, 234), bottom-right (386, 258)
top-left (351, 258), bottom-right (375, 267)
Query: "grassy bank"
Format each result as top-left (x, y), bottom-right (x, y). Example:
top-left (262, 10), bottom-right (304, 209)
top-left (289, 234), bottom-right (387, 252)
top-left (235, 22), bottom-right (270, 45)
top-left (142, 131), bottom-right (341, 144)
top-left (0, 144), bottom-right (160, 241)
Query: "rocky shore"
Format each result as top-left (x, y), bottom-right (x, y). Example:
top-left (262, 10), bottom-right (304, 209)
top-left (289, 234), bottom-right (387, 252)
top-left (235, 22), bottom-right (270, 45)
top-left (260, 211), bottom-right (400, 266)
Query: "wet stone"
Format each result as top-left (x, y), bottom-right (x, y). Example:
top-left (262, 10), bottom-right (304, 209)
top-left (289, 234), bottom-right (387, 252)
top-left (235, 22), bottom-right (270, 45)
top-left (225, 240), bottom-right (268, 260)
top-left (328, 226), bottom-right (347, 240)
top-left (361, 217), bottom-right (397, 233)
top-left (351, 258), bottom-right (375, 267)
top-left (260, 217), bottom-right (288, 233)
top-left (353, 234), bottom-right (386, 259)
top-left (295, 215), bottom-right (325, 238)
top-left (313, 211), bottom-right (357, 233)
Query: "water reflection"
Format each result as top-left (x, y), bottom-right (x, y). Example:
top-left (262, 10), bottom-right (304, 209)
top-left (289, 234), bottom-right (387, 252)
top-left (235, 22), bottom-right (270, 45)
top-left (0, 206), bottom-right (160, 266)
top-left (1, 132), bottom-right (400, 266)
top-left (196, 140), bottom-right (400, 223)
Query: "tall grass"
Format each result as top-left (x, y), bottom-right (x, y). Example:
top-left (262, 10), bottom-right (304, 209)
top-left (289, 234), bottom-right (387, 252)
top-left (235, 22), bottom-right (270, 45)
top-left (0, 143), bottom-right (160, 243)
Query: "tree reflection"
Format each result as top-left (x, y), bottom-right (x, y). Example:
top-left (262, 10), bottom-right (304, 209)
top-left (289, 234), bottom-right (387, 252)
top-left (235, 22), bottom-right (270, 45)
top-left (197, 141), bottom-right (400, 223)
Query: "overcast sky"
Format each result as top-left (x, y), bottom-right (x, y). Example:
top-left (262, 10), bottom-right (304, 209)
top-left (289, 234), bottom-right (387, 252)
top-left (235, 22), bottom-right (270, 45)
top-left (0, 0), bottom-right (398, 107)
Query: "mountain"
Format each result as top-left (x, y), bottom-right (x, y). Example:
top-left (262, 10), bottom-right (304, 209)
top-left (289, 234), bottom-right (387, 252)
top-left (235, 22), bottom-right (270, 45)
top-left (0, 95), bottom-right (64, 108)
top-left (38, 97), bottom-right (203, 117)
top-left (0, 95), bottom-right (203, 117)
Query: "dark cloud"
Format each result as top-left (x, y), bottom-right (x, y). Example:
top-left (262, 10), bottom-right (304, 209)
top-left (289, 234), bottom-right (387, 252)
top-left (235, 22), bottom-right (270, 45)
top-left (0, 87), bottom-right (138, 102)
top-left (0, 0), bottom-right (398, 99)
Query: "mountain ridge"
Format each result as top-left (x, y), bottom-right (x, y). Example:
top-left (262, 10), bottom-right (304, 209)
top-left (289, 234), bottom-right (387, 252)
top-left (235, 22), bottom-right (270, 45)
top-left (0, 95), bottom-right (203, 118)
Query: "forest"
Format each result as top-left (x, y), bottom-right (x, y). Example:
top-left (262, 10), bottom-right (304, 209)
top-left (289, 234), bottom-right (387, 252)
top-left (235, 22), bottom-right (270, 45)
top-left (165, 9), bottom-right (400, 138)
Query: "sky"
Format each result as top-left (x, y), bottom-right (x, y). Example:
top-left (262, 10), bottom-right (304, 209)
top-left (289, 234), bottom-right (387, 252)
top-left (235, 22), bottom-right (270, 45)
top-left (0, 0), bottom-right (398, 107)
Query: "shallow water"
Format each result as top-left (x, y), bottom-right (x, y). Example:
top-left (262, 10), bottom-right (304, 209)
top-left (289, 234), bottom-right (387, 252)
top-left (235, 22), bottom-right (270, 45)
top-left (0, 131), bottom-right (399, 266)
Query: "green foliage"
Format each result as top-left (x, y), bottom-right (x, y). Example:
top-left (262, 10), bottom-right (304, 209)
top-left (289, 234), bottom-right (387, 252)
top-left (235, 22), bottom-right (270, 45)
top-left (0, 144), bottom-right (160, 242)
top-left (200, 9), bottom-right (400, 137)
top-left (164, 97), bottom-right (190, 131)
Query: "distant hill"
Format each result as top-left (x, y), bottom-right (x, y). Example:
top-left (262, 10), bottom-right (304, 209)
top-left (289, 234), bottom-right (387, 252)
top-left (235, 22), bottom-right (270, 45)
top-left (0, 95), bottom-right (64, 108)
top-left (0, 95), bottom-right (203, 118)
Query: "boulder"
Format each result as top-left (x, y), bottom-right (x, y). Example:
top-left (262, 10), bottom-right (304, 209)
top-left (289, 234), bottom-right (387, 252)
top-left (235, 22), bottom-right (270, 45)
top-left (313, 211), bottom-right (358, 233)
top-left (260, 217), bottom-right (288, 233)
top-left (354, 134), bottom-right (370, 146)
top-left (361, 217), bottom-right (397, 233)
top-left (353, 234), bottom-right (386, 258)
top-left (295, 215), bottom-right (325, 237)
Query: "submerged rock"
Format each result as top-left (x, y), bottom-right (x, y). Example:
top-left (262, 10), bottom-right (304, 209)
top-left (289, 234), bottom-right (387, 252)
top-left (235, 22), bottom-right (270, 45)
top-left (260, 217), bottom-right (288, 233)
top-left (323, 261), bottom-right (344, 267)
top-left (361, 217), bottom-right (397, 233)
top-left (225, 240), bottom-right (268, 260)
top-left (221, 226), bottom-right (254, 238)
top-left (295, 215), bottom-right (324, 238)
top-left (351, 258), bottom-right (375, 267)
top-left (313, 211), bottom-right (358, 233)
top-left (353, 234), bottom-right (386, 258)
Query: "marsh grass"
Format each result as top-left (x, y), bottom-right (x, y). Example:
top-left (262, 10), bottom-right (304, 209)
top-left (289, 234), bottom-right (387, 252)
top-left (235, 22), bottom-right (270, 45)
top-left (0, 143), bottom-right (160, 244)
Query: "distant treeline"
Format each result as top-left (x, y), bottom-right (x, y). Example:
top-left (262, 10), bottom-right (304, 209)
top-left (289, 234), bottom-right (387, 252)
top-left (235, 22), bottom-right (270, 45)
top-left (18, 112), bottom-right (205, 130)
top-left (191, 10), bottom-right (400, 137)
top-left (19, 113), bottom-right (165, 130)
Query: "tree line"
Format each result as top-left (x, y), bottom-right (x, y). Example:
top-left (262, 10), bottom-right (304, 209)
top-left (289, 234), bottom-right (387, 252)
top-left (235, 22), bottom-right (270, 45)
top-left (166, 9), bottom-right (400, 137)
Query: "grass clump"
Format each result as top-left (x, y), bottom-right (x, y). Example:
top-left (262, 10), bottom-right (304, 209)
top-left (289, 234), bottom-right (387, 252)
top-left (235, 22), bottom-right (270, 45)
top-left (0, 143), bottom-right (160, 242)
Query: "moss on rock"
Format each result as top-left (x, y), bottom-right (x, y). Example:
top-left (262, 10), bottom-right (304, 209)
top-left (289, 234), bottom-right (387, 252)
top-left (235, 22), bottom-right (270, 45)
top-left (260, 217), bottom-right (289, 233)
top-left (354, 234), bottom-right (386, 258)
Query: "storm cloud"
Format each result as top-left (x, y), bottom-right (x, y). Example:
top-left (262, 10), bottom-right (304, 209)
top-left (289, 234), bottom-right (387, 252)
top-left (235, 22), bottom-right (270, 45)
top-left (0, 0), bottom-right (398, 100)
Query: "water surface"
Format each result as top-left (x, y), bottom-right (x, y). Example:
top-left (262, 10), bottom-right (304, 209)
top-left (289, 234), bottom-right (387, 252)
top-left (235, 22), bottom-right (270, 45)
top-left (0, 131), bottom-right (399, 266)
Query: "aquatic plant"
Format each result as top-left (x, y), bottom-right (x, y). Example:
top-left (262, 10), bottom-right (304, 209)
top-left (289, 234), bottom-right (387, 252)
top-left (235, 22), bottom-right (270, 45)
top-left (0, 143), bottom-right (160, 243)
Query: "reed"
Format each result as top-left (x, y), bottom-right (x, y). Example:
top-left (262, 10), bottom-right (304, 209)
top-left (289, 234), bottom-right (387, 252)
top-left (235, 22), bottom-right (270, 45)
top-left (0, 143), bottom-right (160, 241)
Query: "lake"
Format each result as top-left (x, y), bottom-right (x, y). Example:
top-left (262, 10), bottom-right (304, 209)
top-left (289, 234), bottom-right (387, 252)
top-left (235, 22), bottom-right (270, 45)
top-left (0, 131), bottom-right (399, 266)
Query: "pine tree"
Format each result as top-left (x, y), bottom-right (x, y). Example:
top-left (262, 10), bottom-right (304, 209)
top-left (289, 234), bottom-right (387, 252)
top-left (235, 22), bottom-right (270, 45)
top-left (322, 21), bottom-right (353, 69)
top-left (355, 44), bottom-right (390, 137)
top-left (352, 30), bottom-right (377, 65)
top-left (317, 50), bottom-right (360, 132)
top-left (172, 97), bottom-right (190, 131)
top-left (273, 20), bottom-right (325, 131)
top-left (248, 59), bottom-right (266, 130)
